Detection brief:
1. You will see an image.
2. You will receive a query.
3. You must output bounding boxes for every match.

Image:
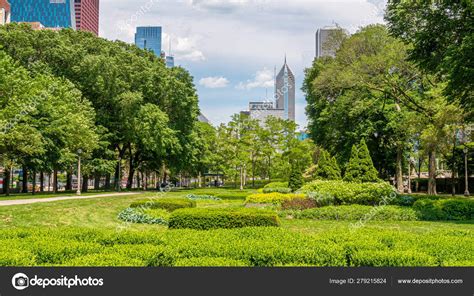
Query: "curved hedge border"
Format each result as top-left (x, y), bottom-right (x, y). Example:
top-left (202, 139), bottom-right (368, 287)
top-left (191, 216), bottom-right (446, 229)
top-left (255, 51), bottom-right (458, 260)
top-left (117, 208), bottom-right (168, 225)
top-left (130, 198), bottom-right (196, 212)
top-left (186, 194), bottom-right (222, 201)
top-left (245, 193), bottom-right (306, 205)
top-left (413, 198), bottom-right (474, 221)
top-left (169, 208), bottom-right (280, 230)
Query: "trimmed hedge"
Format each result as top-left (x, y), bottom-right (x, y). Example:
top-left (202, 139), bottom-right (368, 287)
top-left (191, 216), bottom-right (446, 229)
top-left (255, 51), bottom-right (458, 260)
top-left (264, 182), bottom-right (289, 189)
top-left (186, 194), bottom-right (221, 201)
top-left (284, 205), bottom-right (418, 221)
top-left (300, 180), bottom-right (396, 205)
top-left (245, 193), bottom-right (306, 205)
top-left (262, 187), bottom-right (292, 194)
top-left (413, 198), bottom-right (474, 221)
top-left (117, 208), bottom-right (168, 225)
top-left (168, 208), bottom-right (280, 230)
top-left (174, 257), bottom-right (247, 267)
top-left (130, 198), bottom-right (196, 212)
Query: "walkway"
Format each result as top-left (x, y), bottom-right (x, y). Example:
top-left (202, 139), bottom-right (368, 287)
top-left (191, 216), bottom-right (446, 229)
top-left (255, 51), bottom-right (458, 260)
top-left (0, 192), bottom-right (141, 207)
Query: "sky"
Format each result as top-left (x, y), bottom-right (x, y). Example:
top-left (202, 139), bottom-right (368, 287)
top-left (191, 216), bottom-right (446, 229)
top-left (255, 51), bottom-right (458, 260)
top-left (99, 0), bottom-right (387, 129)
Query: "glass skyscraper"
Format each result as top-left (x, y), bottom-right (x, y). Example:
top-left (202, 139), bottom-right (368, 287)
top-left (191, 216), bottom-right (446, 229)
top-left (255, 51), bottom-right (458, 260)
top-left (275, 58), bottom-right (296, 122)
top-left (135, 26), bottom-right (162, 56)
top-left (9, 0), bottom-right (76, 29)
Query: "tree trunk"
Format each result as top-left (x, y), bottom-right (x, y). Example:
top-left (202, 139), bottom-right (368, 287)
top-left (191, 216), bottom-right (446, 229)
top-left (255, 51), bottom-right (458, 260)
top-left (240, 166), bottom-right (244, 190)
top-left (451, 141), bottom-right (457, 196)
top-left (396, 146), bottom-right (404, 193)
top-left (82, 175), bottom-right (89, 193)
top-left (105, 174), bottom-right (111, 190)
top-left (416, 158), bottom-right (422, 192)
top-left (32, 170), bottom-right (36, 195)
top-left (40, 172), bottom-right (44, 192)
top-left (66, 171), bottom-right (72, 191)
top-left (3, 168), bottom-right (10, 196)
top-left (198, 172), bottom-right (202, 188)
top-left (428, 150), bottom-right (437, 195)
top-left (21, 167), bottom-right (28, 193)
top-left (53, 169), bottom-right (58, 193)
top-left (94, 173), bottom-right (100, 190)
top-left (407, 163), bottom-right (412, 194)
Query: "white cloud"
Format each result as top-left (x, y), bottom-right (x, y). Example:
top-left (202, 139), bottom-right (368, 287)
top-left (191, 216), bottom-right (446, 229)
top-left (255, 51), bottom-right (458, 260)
top-left (237, 68), bottom-right (274, 90)
top-left (199, 76), bottom-right (230, 88)
top-left (172, 35), bottom-right (206, 62)
top-left (191, 0), bottom-right (250, 12)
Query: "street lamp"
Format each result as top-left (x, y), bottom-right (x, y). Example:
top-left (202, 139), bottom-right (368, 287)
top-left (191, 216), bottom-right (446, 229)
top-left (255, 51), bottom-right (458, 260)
top-left (77, 149), bottom-right (83, 196)
top-left (464, 147), bottom-right (470, 197)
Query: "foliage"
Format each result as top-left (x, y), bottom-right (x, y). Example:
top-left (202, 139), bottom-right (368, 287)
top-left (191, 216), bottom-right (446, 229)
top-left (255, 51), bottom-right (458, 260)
top-left (300, 180), bottom-right (396, 205)
top-left (168, 208), bottom-right (280, 230)
top-left (262, 187), bottom-right (292, 194)
top-left (174, 257), bottom-right (247, 267)
top-left (344, 140), bottom-right (380, 183)
top-left (130, 198), bottom-right (196, 212)
top-left (245, 193), bottom-right (306, 205)
top-left (288, 164), bottom-right (304, 192)
top-left (117, 208), bottom-right (168, 225)
top-left (315, 149), bottom-right (342, 180)
top-left (281, 198), bottom-right (317, 211)
top-left (264, 182), bottom-right (289, 189)
top-left (413, 199), bottom-right (474, 221)
top-left (186, 194), bottom-right (222, 201)
top-left (283, 205), bottom-right (418, 221)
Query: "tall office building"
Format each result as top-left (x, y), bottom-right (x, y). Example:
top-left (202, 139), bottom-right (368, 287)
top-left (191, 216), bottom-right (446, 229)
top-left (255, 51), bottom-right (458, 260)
top-left (9, 0), bottom-right (76, 29)
top-left (0, 0), bottom-right (10, 25)
top-left (74, 0), bottom-right (99, 35)
top-left (315, 25), bottom-right (346, 58)
top-left (135, 26), bottom-right (162, 56)
top-left (166, 55), bottom-right (174, 68)
top-left (275, 58), bottom-right (296, 122)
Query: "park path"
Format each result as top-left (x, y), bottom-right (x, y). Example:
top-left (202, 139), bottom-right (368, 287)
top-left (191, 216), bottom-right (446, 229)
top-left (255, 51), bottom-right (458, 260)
top-left (0, 192), bottom-right (141, 207)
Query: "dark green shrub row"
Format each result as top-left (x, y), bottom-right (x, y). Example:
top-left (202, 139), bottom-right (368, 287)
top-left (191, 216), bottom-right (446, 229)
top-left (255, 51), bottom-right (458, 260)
top-left (413, 198), bottom-right (474, 221)
top-left (168, 208), bottom-right (280, 230)
top-left (300, 180), bottom-right (396, 205)
top-left (0, 227), bottom-right (472, 267)
top-left (390, 194), bottom-right (446, 206)
top-left (283, 205), bottom-right (418, 221)
top-left (117, 208), bottom-right (168, 225)
top-left (130, 198), bottom-right (196, 212)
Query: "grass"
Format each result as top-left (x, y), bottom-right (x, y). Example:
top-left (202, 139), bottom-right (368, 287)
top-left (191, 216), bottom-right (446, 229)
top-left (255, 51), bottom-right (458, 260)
top-left (0, 190), bottom-right (121, 201)
top-left (0, 188), bottom-right (472, 266)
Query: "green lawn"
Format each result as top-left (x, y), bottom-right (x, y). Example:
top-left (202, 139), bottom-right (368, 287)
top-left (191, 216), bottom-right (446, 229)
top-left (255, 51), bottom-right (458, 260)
top-left (0, 188), bottom-right (472, 267)
top-left (0, 190), bottom-right (120, 201)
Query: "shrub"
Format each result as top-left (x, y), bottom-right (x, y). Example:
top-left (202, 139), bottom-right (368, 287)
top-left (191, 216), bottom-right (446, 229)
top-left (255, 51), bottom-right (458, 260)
top-left (117, 208), bottom-right (168, 225)
top-left (413, 198), bottom-right (474, 221)
top-left (245, 193), bottom-right (306, 205)
top-left (262, 187), bottom-right (292, 194)
top-left (284, 205), bottom-right (418, 221)
top-left (281, 198), bottom-right (317, 210)
top-left (130, 198), bottom-right (196, 212)
top-left (186, 194), bottom-right (222, 201)
top-left (264, 182), bottom-right (289, 189)
top-left (344, 139), bottom-right (380, 183)
top-left (390, 194), bottom-right (443, 206)
top-left (168, 208), bottom-right (280, 230)
top-left (289, 165), bottom-right (304, 192)
top-left (315, 149), bottom-right (341, 180)
top-left (350, 250), bottom-right (437, 267)
top-left (174, 257), bottom-right (247, 267)
top-left (300, 180), bottom-right (396, 205)
top-left (308, 192), bottom-right (336, 207)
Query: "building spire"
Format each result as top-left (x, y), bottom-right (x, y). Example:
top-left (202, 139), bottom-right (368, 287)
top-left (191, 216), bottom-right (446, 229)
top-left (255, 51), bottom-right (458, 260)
top-left (284, 54), bottom-right (287, 65)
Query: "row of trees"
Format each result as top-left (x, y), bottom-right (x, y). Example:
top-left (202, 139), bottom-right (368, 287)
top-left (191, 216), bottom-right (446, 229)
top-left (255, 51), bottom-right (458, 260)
top-left (303, 2), bottom-right (473, 195)
top-left (0, 24), bottom-right (200, 195)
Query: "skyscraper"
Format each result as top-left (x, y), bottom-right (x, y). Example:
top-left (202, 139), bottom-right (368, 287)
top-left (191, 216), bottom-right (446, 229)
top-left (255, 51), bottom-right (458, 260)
top-left (9, 0), bottom-right (76, 29)
top-left (0, 0), bottom-right (10, 25)
top-left (275, 57), bottom-right (296, 122)
top-left (165, 55), bottom-right (175, 68)
top-left (315, 25), bottom-right (346, 58)
top-left (135, 26), bottom-right (162, 56)
top-left (74, 0), bottom-right (99, 35)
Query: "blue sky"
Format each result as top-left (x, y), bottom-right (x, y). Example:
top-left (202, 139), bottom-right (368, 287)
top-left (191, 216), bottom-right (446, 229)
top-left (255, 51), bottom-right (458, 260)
top-left (99, 0), bottom-right (386, 128)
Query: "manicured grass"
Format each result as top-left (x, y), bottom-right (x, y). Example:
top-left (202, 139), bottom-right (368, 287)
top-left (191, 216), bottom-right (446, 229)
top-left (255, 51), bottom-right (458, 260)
top-left (0, 188), bottom-right (472, 266)
top-left (0, 190), bottom-right (120, 201)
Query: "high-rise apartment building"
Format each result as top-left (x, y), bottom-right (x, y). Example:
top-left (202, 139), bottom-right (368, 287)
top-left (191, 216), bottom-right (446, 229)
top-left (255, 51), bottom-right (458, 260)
top-left (135, 26), bottom-right (162, 56)
top-left (275, 58), bottom-right (296, 122)
top-left (9, 0), bottom-right (76, 29)
top-left (315, 26), bottom-right (347, 58)
top-left (74, 0), bottom-right (99, 35)
top-left (0, 0), bottom-right (10, 25)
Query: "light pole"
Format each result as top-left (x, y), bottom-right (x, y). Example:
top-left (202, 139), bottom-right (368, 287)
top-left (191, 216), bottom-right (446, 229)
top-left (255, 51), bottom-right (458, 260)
top-left (464, 147), bottom-right (470, 197)
top-left (77, 149), bottom-right (82, 196)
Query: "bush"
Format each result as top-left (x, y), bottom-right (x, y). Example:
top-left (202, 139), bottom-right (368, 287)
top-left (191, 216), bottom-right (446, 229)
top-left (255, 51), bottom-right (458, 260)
top-left (413, 198), bottom-right (474, 221)
top-left (264, 182), bottom-right (289, 189)
top-left (245, 193), bottom-right (306, 205)
top-left (315, 149), bottom-right (341, 180)
top-left (350, 250), bottom-right (437, 267)
top-left (186, 194), bottom-right (221, 201)
top-left (117, 208), bottom-right (169, 225)
top-left (308, 192), bottom-right (336, 207)
top-left (344, 139), bottom-right (380, 183)
top-left (174, 257), bottom-right (247, 267)
top-left (281, 198), bottom-right (317, 210)
top-left (130, 198), bottom-right (196, 212)
top-left (284, 205), bottom-right (418, 221)
top-left (168, 208), bottom-right (280, 230)
top-left (289, 166), bottom-right (304, 192)
top-left (262, 187), bottom-right (292, 194)
top-left (300, 180), bottom-right (396, 205)
top-left (390, 194), bottom-right (443, 206)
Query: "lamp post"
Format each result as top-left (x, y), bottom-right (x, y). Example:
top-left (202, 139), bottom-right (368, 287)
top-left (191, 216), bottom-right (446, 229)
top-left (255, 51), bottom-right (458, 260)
top-left (77, 149), bottom-right (82, 196)
top-left (464, 147), bottom-right (470, 197)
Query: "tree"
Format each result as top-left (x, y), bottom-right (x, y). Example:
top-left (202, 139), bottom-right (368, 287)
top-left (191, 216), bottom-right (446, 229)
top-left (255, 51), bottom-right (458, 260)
top-left (289, 164), bottom-right (304, 192)
top-left (344, 140), bottom-right (380, 183)
top-left (386, 0), bottom-right (474, 111)
top-left (315, 149), bottom-right (341, 180)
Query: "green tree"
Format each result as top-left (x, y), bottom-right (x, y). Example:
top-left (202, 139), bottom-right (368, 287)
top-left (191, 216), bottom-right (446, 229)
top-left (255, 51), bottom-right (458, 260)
top-left (344, 140), bottom-right (380, 183)
top-left (315, 149), bottom-right (342, 180)
top-left (289, 164), bottom-right (304, 192)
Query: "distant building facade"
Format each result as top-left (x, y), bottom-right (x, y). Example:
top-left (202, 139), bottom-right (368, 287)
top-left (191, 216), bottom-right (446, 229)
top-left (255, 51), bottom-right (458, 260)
top-left (165, 55), bottom-right (174, 68)
top-left (315, 26), bottom-right (347, 58)
top-left (135, 26), bottom-right (162, 56)
top-left (9, 0), bottom-right (76, 29)
top-left (74, 0), bottom-right (99, 35)
top-left (249, 101), bottom-right (285, 123)
top-left (0, 0), bottom-right (10, 25)
top-left (275, 58), bottom-right (296, 121)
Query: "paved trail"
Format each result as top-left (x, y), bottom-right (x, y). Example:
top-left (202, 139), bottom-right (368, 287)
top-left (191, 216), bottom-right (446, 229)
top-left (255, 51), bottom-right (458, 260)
top-left (0, 192), bottom-right (141, 207)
